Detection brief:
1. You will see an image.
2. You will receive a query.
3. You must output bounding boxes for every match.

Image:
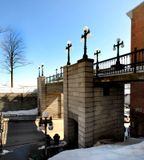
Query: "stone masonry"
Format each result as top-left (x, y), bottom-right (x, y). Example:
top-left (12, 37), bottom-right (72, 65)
top-left (37, 76), bottom-right (63, 118)
top-left (64, 58), bottom-right (124, 147)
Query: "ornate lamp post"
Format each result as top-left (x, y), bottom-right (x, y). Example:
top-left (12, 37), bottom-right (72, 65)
top-left (113, 38), bottom-right (124, 66)
top-left (94, 49), bottom-right (101, 77)
top-left (81, 26), bottom-right (91, 60)
top-left (60, 66), bottom-right (63, 78)
top-left (38, 66), bottom-right (41, 77)
top-left (56, 69), bottom-right (58, 79)
top-left (66, 41), bottom-right (72, 65)
top-left (38, 111), bottom-right (53, 157)
top-left (39, 111), bottom-right (53, 136)
top-left (41, 64), bottom-right (44, 76)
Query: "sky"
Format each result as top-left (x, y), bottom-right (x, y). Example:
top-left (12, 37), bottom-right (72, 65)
top-left (0, 0), bottom-right (143, 88)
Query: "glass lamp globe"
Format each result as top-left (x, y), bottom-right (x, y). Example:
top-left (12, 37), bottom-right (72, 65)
top-left (42, 111), bottom-right (48, 118)
top-left (83, 26), bottom-right (89, 32)
top-left (67, 40), bottom-right (72, 45)
top-left (117, 38), bottom-right (120, 43)
top-left (121, 43), bottom-right (124, 48)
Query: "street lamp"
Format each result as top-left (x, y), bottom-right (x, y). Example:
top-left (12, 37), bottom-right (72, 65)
top-left (81, 26), bottom-right (91, 60)
top-left (66, 40), bottom-right (72, 65)
top-left (38, 66), bottom-right (41, 77)
top-left (39, 111), bottom-right (53, 136)
top-left (41, 64), bottom-right (44, 77)
top-left (113, 38), bottom-right (124, 66)
top-left (60, 66), bottom-right (63, 78)
top-left (94, 49), bottom-right (101, 77)
top-left (56, 69), bottom-right (58, 79)
top-left (38, 111), bottom-right (53, 157)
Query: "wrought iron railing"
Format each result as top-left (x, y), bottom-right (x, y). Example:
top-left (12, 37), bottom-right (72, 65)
top-left (46, 69), bottom-right (63, 84)
top-left (46, 48), bottom-right (144, 83)
top-left (94, 48), bottom-right (144, 77)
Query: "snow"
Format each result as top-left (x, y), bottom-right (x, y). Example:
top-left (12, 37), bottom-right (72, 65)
top-left (0, 85), bottom-right (36, 93)
top-left (2, 108), bottom-right (38, 116)
top-left (49, 138), bottom-right (144, 160)
top-left (0, 149), bottom-right (12, 155)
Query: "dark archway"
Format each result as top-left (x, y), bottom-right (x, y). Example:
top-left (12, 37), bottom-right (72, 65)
top-left (68, 118), bottom-right (78, 148)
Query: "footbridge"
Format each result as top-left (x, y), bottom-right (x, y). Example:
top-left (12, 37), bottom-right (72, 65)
top-left (38, 48), bottom-right (144, 148)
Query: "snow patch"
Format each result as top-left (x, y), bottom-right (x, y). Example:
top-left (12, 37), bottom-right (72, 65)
top-left (49, 138), bottom-right (144, 160)
top-left (2, 108), bottom-right (38, 116)
top-left (0, 149), bottom-right (12, 155)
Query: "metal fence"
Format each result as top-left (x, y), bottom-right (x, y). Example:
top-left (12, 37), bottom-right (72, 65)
top-left (94, 48), bottom-right (144, 77)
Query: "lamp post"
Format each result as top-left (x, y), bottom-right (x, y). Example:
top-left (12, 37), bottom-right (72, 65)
top-left (60, 66), bottom-right (63, 78)
top-left (66, 41), bottom-right (72, 65)
top-left (39, 111), bottom-right (53, 136)
top-left (38, 111), bottom-right (53, 157)
top-left (81, 26), bottom-right (91, 60)
top-left (56, 69), bottom-right (58, 79)
top-left (38, 66), bottom-right (41, 77)
top-left (41, 64), bottom-right (44, 76)
top-left (94, 49), bottom-right (101, 77)
top-left (113, 38), bottom-right (124, 66)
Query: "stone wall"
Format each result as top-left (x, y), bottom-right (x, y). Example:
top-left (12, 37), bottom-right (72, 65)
top-left (0, 93), bottom-right (37, 111)
top-left (94, 84), bottom-right (124, 142)
top-left (37, 77), bottom-right (63, 118)
top-left (64, 58), bottom-right (124, 148)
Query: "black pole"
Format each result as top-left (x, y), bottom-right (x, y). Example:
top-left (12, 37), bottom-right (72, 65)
top-left (94, 50), bottom-right (101, 77)
top-left (60, 67), bottom-right (63, 77)
top-left (81, 27), bottom-right (90, 60)
top-left (83, 33), bottom-right (87, 59)
top-left (38, 66), bottom-right (41, 77)
top-left (41, 65), bottom-right (44, 76)
top-left (66, 42), bottom-right (72, 65)
top-left (113, 38), bottom-right (124, 66)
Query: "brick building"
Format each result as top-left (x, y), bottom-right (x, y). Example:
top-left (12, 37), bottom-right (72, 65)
top-left (127, 2), bottom-right (144, 137)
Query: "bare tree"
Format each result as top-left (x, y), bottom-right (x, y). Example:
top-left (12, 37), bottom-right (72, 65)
top-left (1, 30), bottom-right (28, 88)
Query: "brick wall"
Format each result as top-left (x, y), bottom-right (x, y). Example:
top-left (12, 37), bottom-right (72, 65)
top-left (128, 2), bottom-right (144, 137)
top-left (131, 3), bottom-right (144, 51)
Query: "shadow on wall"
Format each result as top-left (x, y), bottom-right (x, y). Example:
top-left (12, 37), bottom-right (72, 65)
top-left (44, 93), bottom-right (63, 119)
top-left (0, 93), bottom-right (37, 112)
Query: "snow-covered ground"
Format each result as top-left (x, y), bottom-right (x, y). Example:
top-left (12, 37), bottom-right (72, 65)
top-left (2, 108), bottom-right (38, 116)
top-left (49, 138), bottom-right (144, 160)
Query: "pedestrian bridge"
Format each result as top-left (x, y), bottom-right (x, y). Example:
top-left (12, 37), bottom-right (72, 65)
top-left (38, 48), bottom-right (144, 148)
top-left (46, 48), bottom-right (144, 84)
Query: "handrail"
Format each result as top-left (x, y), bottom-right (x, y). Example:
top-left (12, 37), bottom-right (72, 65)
top-left (94, 48), bottom-right (144, 77)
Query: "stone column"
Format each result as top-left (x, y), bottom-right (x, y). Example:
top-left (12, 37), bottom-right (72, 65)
top-left (77, 59), bottom-right (94, 147)
top-left (63, 58), bottom-right (94, 148)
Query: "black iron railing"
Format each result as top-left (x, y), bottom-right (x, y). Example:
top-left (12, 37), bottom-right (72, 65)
top-left (94, 48), bottom-right (144, 77)
top-left (46, 48), bottom-right (144, 83)
top-left (46, 71), bottom-right (63, 84)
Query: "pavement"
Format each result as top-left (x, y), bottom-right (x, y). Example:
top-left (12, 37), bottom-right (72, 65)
top-left (0, 118), bottom-right (64, 160)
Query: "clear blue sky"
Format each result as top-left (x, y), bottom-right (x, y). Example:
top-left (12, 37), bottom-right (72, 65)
top-left (0, 0), bottom-right (143, 87)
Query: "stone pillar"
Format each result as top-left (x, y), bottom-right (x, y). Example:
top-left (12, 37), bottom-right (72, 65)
top-left (63, 58), bottom-right (94, 148)
top-left (77, 59), bottom-right (94, 147)
top-left (37, 76), bottom-right (46, 115)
